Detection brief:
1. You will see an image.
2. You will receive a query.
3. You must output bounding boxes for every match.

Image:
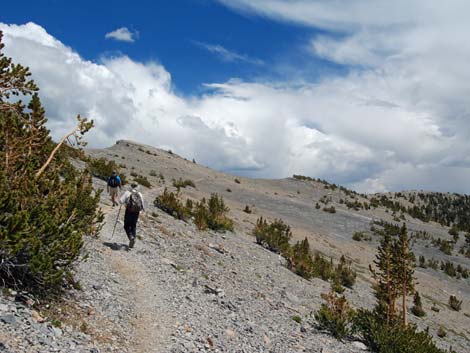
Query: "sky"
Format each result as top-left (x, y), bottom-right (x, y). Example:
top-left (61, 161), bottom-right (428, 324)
top-left (1, 0), bottom-right (469, 194)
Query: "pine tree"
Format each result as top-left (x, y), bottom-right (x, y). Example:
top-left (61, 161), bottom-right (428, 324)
top-left (0, 31), bottom-right (101, 294)
top-left (288, 237), bottom-right (314, 279)
top-left (370, 233), bottom-right (398, 326)
top-left (411, 291), bottom-right (425, 317)
top-left (393, 224), bottom-right (416, 326)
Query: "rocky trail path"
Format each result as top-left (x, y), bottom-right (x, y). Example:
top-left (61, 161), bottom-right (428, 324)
top-left (96, 201), bottom-right (174, 353)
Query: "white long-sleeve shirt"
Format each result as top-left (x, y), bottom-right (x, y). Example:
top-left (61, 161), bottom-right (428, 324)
top-left (119, 189), bottom-right (145, 211)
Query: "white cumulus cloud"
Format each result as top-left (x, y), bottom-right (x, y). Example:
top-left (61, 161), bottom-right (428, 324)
top-left (1, 20), bottom-right (470, 193)
top-left (105, 27), bottom-right (137, 42)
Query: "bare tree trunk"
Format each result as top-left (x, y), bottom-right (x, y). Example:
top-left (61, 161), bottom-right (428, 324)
top-left (402, 283), bottom-right (407, 326)
top-left (35, 126), bottom-right (78, 179)
top-left (386, 251), bottom-right (391, 325)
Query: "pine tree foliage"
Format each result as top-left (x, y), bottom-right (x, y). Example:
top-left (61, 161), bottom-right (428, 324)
top-left (253, 217), bottom-right (292, 254)
top-left (370, 233), bottom-right (398, 326)
top-left (287, 237), bottom-right (314, 279)
top-left (335, 255), bottom-right (356, 289)
top-left (411, 292), bottom-right (426, 317)
top-left (350, 224), bottom-right (444, 353)
top-left (154, 191), bottom-right (233, 232)
top-left (393, 224), bottom-right (416, 325)
top-left (448, 295), bottom-right (462, 311)
top-left (0, 32), bottom-right (102, 294)
top-left (371, 192), bottom-right (470, 232)
top-left (353, 309), bottom-right (446, 353)
top-left (314, 291), bottom-right (355, 340)
top-left (370, 224), bottom-right (415, 326)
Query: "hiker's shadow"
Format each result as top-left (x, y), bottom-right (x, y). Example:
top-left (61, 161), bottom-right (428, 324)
top-left (103, 242), bottom-right (129, 251)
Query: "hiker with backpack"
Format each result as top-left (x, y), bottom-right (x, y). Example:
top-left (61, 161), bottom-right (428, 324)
top-left (107, 171), bottom-right (122, 207)
top-left (119, 183), bottom-right (145, 249)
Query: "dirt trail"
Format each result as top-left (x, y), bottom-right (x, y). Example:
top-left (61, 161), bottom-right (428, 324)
top-left (99, 193), bottom-right (173, 353)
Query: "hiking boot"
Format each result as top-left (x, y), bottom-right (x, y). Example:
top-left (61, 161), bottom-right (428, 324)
top-left (129, 238), bottom-right (135, 249)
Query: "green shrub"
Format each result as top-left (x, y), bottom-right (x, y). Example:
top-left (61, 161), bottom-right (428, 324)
top-left (0, 36), bottom-right (102, 295)
top-left (149, 170), bottom-right (157, 176)
top-left (314, 291), bottom-right (355, 340)
top-left (194, 201), bottom-right (209, 231)
top-left (441, 261), bottom-right (457, 277)
top-left (448, 295), bottom-right (462, 311)
top-left (335, 255), bottom-right (356, 288)
top-left (134, 175), bottom-right (152, 188)
top-left (427, 258), bottom-right (439, 270)
top-left (331, 277), bottom-right (345, 294)
top-left (87, 157), bottom-right (127, 185)
top-left (193, 194), bottom-right (233, 232)
top-left (172, 177), bottom-right (195, 189)
top-left (226, 188), bottom-right (232, 192)
top-left (431, 305), bottom-right (440, 312)
top-left (51, 318), bottom-right (62, 328)
top-left (252, 218), bottom-right (356, 285)
top-left (411, 292), bottom-right (426, 317)
top-left (353, 309), bottom-right (445, 353)
top-left (460, 233), bottom-right (470, 258)
top-left (288, 237), bottom-right (315, 279)
top-left (185, 199), bottom-right (193, 212)
top-left (206, 194), bottom-right (234, 232)
top-left (439, 241), bottom-right (453, 255)
top-left (291, 315), bottom-right (302, 324)
top-left (437, 327), bottom-right (446, 338)
top-left (353, 232), bottom-right (364, 241)
top-left (462, 269), bottom-right (470, 279)
top-left (155, 191), bottom-right (233, 232)
top-left (418, 256), bottom-right (427, 268)
top-left (243, 205), bottom-right (252, 214)
top-left (323, 206), bottom-right (336, 214)
top-left (312, 252), bottom-right (335, 281)
top-left (253, 217), bottom-right (292, 255)
top-left (234, 178), bottom-right (241, 184)
top-left (154, 188), bottom-right (189, 220)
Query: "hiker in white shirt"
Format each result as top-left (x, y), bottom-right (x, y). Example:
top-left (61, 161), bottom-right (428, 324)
top-left (119, 183), bottom-right (145, 249)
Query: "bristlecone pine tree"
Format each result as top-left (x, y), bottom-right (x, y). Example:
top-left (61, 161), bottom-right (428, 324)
top-left (394, 224), bottom-right (416, 326)
top-left (0, 31), bottom-right (102, 295)
top-left (370, 223), bottom-right (415, 327)
top-left (370, 233), bottom-right (398, 326)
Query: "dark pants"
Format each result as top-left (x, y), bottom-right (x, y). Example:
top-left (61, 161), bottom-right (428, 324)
top-left (124, 209), bottom-right (140, 241)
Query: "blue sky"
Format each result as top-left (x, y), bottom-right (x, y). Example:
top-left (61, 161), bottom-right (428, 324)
top-left (1, 0), bottom-right (342, 94)
top-left (1, 1), bottom-right (470, 193)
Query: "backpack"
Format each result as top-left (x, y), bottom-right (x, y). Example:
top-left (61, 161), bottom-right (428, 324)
top-left (127, 191), bottom-right (143, 213)
top-left (108, 175), bottom-right (119, 188)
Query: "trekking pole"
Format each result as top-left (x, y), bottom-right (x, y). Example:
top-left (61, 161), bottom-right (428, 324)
top-left (111, 204), bottom-right (122, 239)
